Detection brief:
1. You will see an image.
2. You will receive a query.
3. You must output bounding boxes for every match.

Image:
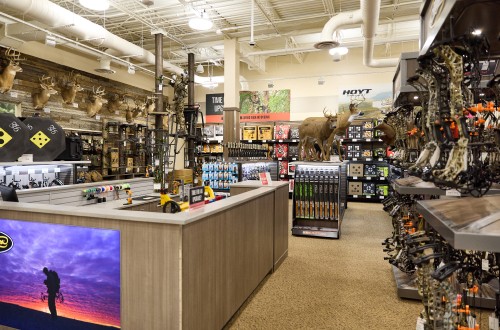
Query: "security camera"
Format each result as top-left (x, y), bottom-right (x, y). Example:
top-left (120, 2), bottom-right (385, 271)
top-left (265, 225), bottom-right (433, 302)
top-left (249, 40), bottom-right (256, 47)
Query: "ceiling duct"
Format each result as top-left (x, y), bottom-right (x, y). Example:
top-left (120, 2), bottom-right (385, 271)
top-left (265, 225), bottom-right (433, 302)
top-left (95, 56), bottom-right (116, 74)
top-left (314, 0), bottom-right (398, 67)
top-left (0, 0), bottom-right (185, 75)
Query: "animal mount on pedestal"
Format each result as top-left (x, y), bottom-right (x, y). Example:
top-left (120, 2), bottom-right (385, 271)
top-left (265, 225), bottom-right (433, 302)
top-left (32, 75), bottom-right (58, 110)
top-left (86, 86), bottom-right (106, 117)
top-left (58, 71), bottom-right (83, 104)
top-left (0, 48), bottom-right (24, 93)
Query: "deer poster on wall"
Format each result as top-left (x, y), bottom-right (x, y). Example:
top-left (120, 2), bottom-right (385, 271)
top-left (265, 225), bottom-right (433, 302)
top-left (239, 89), bottom-right (291, 122)
top-left (338, 84), bottom-right (392, 118)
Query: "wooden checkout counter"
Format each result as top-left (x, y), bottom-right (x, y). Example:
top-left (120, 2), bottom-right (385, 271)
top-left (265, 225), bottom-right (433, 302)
top-left (0, 178), bottom-right (289, 330)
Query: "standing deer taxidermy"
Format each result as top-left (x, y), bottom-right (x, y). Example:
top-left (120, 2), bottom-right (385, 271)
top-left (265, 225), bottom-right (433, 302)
top-left (107, 93), bottom-right (124, 113)
top-left (0, 48), bottom-right (24, 93)
top-left (58, 71), bottom-right (83, 104)
top-left (298, 108), bottom-right (339, 161)
top-left (32, 75), bottom-right (58, 110)
top-left (86, 86), bottom-right (105, 117)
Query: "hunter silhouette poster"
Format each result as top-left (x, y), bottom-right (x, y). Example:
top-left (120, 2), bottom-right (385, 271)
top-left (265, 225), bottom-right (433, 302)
top-left (0, 218), bottom-right (121, 329)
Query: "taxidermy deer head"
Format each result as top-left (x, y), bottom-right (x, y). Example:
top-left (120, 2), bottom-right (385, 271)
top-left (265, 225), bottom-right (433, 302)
top-left (58, 71), bottom-right (83, 104)
top-left (32, 75), bottom-right (58, 110)
top-left (107, 92), bottom-right (124, 113)
top-left (86, 86), bottom-right (106, 117)
top-left (0, 48), bottom-right (24, 93)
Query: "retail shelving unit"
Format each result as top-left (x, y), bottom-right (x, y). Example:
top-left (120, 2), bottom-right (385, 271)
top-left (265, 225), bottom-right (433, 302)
top-left (343, 119), bottom-right (390, 202)
top-left (291, 161), bottom-right (347, 239)
top-left (415, 195), bottom-right (500, 308)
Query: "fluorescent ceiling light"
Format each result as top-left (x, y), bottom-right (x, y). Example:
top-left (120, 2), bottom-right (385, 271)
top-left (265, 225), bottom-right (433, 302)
top-left (189, 10), bottom-right (213, 31)
top-left (79, 0), bottom-right (110, 11)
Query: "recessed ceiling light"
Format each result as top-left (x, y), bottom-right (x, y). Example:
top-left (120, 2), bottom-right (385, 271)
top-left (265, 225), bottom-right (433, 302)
top-left (79, 0), bottom-right (110, 11)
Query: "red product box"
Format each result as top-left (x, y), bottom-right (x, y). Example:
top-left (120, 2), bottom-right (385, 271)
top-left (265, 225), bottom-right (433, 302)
top-left (274, 125), bottom-right (290, 140)
top-left (279, 160), bottom-right (289, 175)
top-left (274, 143), bottom-right (289, 158)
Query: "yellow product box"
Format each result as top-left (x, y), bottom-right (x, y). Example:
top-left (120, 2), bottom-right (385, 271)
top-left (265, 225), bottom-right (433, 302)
top-left (210, 144), bottom-right (223, 153)
top-left (258, 125), bottom-right (273, 140)
top-left (242, 126), bottom-right (257, 140)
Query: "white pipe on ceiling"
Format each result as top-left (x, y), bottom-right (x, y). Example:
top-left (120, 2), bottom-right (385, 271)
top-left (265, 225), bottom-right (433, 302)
top-left (314, 0), bottom-right (399, 68)
top-left (0, 0), bottom-right (186, 75)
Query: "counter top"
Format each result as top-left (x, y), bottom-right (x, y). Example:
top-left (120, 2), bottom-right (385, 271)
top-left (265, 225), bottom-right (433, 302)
top-left (0, 187), bottom-right (275, 226)
top-left (230, 180), bottom-right (289, 190)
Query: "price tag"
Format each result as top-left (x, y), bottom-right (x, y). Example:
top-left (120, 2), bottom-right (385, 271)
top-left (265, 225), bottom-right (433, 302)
top-left (96, 115), bottom-right (101, 120)
top-left (366, 177), bottom-right (371, 180)
top-left (279, 139), bottom-right (283, 142)
top-left (489, 314), bottom-right (499, 330)
top-left (445, 189), bottom-right (461, 197)
top-left (366, 158), bottom-right (372, 161)
top-left (155, 159), bottom-right (160, 166)
top-left (278, 157), bottom-right (283, 160)
top-left (366, 139), bottom-right (372, 142)
top-left (416, 317), bottom-right (425, 330)
top-left (482, 259), bottom-right (489, 271)
top-left (42, 168), bottom-right (49, 174)
top-left (353, 195), bottom-right (358, 198)
top-left (353, 176), bottom-right (358, 180)
top-left (136, 167), bottom-right (140, 173)
top-left (28, 169), bottom-right (35, 174)
top-left (380, 177), bottom-right (385, 180)
top-left (54, 168), bottom-right (61, 173)
top-left (72, 102), bottom-right (78, 108)
top-left (292, 158), bottom-right (297, 161)
top-left (43, 107), bottom-right (51, 113)
top-left (352, 158), bottom-right (358, 161)
top-left (248, 140), bottom-right (253, 143)
top-left (9, 91), bottom-right (18, 98)
top-left (366, 195), bottom-right (371, 198)
top-left (159, 84), bottom-right (163, 91)
top-left (292, 139), bottom-right (298, 142)
top-left (352, 139), bottom-right (358, 142)
top-left (262, 140), bottom-right (267, 143)
top-left (379, 196), bottom-right (385, 199)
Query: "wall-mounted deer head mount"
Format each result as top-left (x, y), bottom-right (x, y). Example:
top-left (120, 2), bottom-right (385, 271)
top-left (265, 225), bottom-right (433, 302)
top-left (0, 48), bottom-right (24, 93)
top-left (107, 92), bottom-right (125, 113)
top-left (144, 96), bottom-right (156, 116)
top-left (32, 75), bottom-right (58, 110)
top-left (125, 100), bottom-right (134, 123)
top-left (86, 86), bottom-right (106, 117)
top-left (131, 98), bottom-right (146, 119)
top-left (58, 71), bottom-right (83, 104)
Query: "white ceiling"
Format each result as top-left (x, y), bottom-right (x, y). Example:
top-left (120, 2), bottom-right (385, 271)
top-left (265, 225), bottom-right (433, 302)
top-left (0, 0), bottom-right (423, 73)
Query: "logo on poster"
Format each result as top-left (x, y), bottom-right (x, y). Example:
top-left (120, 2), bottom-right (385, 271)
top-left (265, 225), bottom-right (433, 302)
top-left (0, 231), bottom-right (13, 253)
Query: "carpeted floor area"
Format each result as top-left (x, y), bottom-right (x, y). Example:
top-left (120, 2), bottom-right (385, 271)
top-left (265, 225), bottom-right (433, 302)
top-left (226, 201), bottom-right (424, 329)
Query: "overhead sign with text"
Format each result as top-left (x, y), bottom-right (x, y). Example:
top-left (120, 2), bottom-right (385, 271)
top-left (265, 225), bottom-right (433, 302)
top-left (205, 90), bottom-right (291, 123)
top-left (0, 219), bottom-right (121, 330)
top-left (338, 84), bottom-right (392, 118)
top-left (205, 93), bottom-right (225, 123)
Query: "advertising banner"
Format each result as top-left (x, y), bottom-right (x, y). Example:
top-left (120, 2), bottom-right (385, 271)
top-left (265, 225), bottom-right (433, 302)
top-left (0, 219), bottom-right (121, 329)
top-left (338, 84), bottom-right (392, 118)
top-left (205, 90), bottom-right (291, 123)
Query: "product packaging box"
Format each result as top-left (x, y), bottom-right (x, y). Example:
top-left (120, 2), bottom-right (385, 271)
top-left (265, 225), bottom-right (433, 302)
top-left (347, 151), bottom-right (361, 159)
top-left (274, 143), bottom-right (289, 158)
top-left (362, 130), bottom-right (373, 139)
top-left (258, 125), bottom-right (273, 140)
top-left (374, 148), bottom-right (386, 158)
top-left (348, 182), bottom-right (362, 195)
top-left (288, 145), bottom-right (299, 158)
top-left (376, 184), bottom-right (389, 197)
top-left (242, 126), bottom-right (257, 140)
top-left (274, 125), bottom-right (290, 140)
top-left (203, 125), bottom-right (215, 139)
top-left (363, 121), bottom-right (374, 130)
top-left (279, 160), bottom-right (289, 175)
top-left (288, 162), bottom-right (296, 175)
top-left (347, 132), bottom-right (362, 139)
top-left (289, 127), bottom-right (300, 139)
top-left (362, 149), bottom-right (373, 158)
top-left (349, 163), bottom-right (364, 177)
top-left (377, 166), bottom-right (389, 177)
top-left (364, 164), bottom-right (378, 177)
top-left (347, 144), bottom-right (361, 151)
top-left (362, 182), bottom-right (376, 196)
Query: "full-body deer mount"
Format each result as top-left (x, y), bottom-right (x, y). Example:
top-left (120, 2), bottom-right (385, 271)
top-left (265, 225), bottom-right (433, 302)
top-left (0, 48), bottom-right (24, 93)
top-left (86, 86), bottom-right (106, 117)
top-left (32, 75), bottom-right (58, 110)
top-left (58, 71), bottom-right (83, 104)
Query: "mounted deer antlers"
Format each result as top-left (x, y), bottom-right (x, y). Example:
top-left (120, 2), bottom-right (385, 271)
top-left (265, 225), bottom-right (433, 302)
top-left (107, 93), bottom-right (124, 113)
top-left (86, 86), bottom-right (106, 117)
top-left (58, 71), bottom-right (83, 104)
top-left (32, 75), bottom-right (58, 110)
top-left (0, 47), bottom-right (24, 93)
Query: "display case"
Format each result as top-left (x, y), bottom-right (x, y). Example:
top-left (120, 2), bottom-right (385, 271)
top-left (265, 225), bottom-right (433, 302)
top-left (0, 161), bottom-right (90, 189)
top-left (291, 161), bottom-right (347, 239)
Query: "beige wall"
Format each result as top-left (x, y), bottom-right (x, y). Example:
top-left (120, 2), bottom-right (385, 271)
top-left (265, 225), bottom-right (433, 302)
top-left (195, 41), bottom-right (419, 121)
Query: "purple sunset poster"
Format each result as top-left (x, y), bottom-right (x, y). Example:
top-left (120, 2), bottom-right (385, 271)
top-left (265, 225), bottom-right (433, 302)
top-left (0, 218), bottom-right (120, 329)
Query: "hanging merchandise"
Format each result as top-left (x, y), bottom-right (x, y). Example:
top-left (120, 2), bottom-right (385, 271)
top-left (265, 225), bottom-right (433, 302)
top-left (22, 117), bottom-right (65, 161)
top-left (0, 113), bottom-right (29, 162)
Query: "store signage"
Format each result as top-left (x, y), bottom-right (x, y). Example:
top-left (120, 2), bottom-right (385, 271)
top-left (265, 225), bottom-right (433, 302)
top-left (0, 231), bottom-right (13, 253)
top-left (189, 186), bottom-right (205, 208)
top-left (338, 84), bottom-right (392, 117)
top-left (206, 93), bottom-right (224, 123)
